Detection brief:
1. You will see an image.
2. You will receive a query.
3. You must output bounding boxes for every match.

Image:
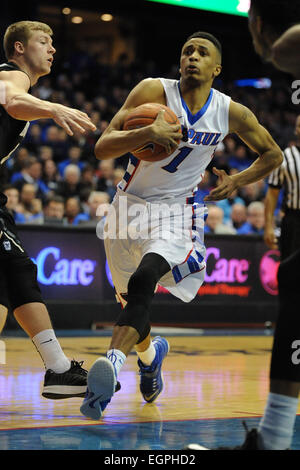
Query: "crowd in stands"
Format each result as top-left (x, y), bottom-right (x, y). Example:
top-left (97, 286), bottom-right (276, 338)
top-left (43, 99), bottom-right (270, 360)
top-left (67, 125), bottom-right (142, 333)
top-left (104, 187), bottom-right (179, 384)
top-left (0, 48), bottom-right (298, 235)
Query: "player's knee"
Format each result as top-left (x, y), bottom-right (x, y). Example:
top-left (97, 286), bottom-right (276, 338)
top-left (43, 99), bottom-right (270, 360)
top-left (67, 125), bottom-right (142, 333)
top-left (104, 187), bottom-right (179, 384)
top-left (128, 265), bottom-right (158, 298)
top-left (116, 304), bottom-right (150, 340)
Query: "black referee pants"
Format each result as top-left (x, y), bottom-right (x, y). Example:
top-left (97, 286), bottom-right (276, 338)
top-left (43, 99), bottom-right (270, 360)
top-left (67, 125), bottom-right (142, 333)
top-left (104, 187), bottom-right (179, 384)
top-left (280, 210), bottom-right (300, 260)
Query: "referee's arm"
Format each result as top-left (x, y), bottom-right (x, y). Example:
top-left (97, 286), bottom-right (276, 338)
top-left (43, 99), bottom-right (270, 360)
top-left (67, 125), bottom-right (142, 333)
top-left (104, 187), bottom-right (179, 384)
top-left (264, 186), bottom-right (281, 249)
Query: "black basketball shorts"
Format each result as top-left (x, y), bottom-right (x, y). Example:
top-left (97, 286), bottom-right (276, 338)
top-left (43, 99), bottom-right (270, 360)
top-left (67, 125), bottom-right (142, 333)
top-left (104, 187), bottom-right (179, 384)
top-left (0, 214), bottom-right (44, 311)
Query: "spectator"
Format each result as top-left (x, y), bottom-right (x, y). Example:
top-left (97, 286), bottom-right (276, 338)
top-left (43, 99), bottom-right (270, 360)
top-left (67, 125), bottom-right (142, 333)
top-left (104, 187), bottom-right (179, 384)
top-left (2, 185), bottom-right (26, 223)
top-left (230, 203), bottom-right (248, 231)
top-left (42, 159), bottom-right (60, 193)
top-left (24, 123), bottom-right (43, 152)
top-left (204, 205), bottom-right (236, 234)
top-left (81, 164), bottom-right (98, 194)
top-left (79, 191), bottom-right (110, 226)
top-left (216, 188), bottom-right (245, 224)
top-left (39, 145), bottom-right (54, 162)
top-left (18, 183), bottom-right (43, 223)
top-left (64, 197), bottom-right (89, 225)
top-left (237, 201), bottom-right (265, 235)
top-left (11, 157), bottom-right (50, 201)
top-left (228, 145), bottom-right (252, 171)
top-left (57, 164), bottom-right (85, 200)
top-left (239, 181), bottom-right (266, 206)
top-left (8, 146), bottom-right (31, 175)
top-left (43, 125), bottom-right (69, 160)
top-left (58, 145), bottom-right (85, 177)
top-left (96, 159), bottom-right (116, 200)
top-left (43, 195), bottom-right (65, 225)
top-left (37, 77), bottom-right (53, 100)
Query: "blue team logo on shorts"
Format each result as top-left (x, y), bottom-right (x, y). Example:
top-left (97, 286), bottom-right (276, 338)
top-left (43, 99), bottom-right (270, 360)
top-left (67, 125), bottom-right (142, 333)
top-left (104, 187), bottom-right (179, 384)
top-left (3, 240), bottom-right (11, 251)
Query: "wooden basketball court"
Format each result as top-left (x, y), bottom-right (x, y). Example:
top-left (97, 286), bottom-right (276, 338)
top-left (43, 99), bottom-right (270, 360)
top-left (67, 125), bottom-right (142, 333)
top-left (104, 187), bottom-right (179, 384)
top-left (0, 330), bottom-right (299, 450)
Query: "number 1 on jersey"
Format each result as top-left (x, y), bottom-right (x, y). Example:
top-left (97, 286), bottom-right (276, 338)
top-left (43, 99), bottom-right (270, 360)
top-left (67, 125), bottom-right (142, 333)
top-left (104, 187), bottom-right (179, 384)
top-left (162, 146), bottom-right (193, 173)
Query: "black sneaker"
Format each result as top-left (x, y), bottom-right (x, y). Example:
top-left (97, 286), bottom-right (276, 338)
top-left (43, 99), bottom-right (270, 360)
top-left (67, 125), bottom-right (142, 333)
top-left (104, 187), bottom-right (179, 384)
top-left (42, 360), bottom-right (88, 399)
top-left (185, 422), bottom-right (261, 450)
top-left (42, 360), bottom-right (122, 400)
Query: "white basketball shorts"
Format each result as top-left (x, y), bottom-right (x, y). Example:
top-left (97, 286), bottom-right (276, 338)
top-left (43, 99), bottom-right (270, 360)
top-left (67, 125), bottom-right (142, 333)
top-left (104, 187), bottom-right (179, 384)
top-left (103, 188), bottom-right (207, 306)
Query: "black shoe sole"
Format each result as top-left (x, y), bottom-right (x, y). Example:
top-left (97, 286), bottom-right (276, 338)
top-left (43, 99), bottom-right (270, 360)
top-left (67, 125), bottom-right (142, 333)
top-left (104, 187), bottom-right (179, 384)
top-left (42, 391), bottom-right (86, 400)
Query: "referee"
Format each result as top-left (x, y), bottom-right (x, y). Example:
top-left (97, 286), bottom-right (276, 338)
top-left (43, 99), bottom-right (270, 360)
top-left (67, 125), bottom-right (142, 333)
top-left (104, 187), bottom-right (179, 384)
top-left (264, 115), bottom-right (300, 260)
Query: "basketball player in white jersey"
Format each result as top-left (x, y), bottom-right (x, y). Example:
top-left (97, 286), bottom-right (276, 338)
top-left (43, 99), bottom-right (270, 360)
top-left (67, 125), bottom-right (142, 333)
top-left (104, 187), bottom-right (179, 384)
top-left (80, 31), bottom-right (283, 420)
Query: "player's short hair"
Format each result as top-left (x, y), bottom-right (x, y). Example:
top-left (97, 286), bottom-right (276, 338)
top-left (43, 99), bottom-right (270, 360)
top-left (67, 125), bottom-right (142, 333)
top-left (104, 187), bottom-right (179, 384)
top-left (3, 21), bottom-right (53, 59)
top-left (186, 31), bottom-right (222, 62)
top-left (250, 0), bottom-right (300, 36)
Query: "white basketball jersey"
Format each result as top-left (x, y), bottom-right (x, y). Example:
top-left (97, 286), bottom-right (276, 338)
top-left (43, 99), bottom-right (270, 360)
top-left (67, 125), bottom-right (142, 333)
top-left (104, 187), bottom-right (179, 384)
top-left (118, 78), bottom-right (231, 201)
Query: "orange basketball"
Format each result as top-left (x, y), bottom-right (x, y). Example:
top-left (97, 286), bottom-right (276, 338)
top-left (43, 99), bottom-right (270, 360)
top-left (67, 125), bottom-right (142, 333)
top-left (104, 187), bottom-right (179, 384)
top-left (123, 103), bottom-right (181, 161)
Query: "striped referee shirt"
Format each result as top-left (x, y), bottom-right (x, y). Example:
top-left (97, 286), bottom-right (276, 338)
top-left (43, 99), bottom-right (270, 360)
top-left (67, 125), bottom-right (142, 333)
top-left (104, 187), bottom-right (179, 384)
top-left (268, 145), bottom-right (300, 210)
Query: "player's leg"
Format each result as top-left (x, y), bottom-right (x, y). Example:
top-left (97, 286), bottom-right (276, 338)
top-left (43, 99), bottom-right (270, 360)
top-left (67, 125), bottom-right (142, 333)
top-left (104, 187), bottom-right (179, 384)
top-left (0, 259), bottom-right (9, 334)
top-left (186, 249), bottom-right (300, 450)
top-left (257, 249), bottom-right (300, 450)
top-left (2, 221), bottom-right (88, 399)
top-left (80, 252), bottom-right (170, 419)
top-left (0, 305), bottom-right (8, 334)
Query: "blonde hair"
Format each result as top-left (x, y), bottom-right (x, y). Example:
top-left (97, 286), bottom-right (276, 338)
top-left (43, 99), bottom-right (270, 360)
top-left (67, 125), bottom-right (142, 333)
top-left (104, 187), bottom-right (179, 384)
top-left (3, 21), bottom-right (53, 59)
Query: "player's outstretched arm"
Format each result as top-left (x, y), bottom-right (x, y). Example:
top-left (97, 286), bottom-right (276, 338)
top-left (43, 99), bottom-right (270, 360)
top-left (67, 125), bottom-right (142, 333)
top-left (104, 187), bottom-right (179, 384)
top-left (94, 78), bottom-right (182, 160)
top-left (0, 70), bottom-right (96, 136)
top-left (205, 101), bottom-right (283, 201)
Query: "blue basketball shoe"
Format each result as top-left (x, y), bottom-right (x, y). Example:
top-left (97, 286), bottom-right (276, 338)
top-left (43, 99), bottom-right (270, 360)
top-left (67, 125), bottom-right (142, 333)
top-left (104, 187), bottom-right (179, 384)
top-left (80, 357), bottom-right (121, 420)
top-left (138, 336), bottom-right (169, 403)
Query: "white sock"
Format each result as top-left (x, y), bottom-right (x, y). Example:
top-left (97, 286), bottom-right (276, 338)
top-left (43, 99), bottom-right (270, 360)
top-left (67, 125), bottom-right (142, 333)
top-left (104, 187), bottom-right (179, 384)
top-left (106, 349), bottom-right (126, 378)
top-left (258, 392), bottom-right (298, 450)
top-left (135, 341), bottom-right (156, 366)
top-left (32, 329), bottom-right (71, 373)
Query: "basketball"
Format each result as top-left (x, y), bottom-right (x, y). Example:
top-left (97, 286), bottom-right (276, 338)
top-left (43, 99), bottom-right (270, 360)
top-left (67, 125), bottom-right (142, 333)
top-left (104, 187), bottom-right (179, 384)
top-left (123, 103), bottom-right (181, 161)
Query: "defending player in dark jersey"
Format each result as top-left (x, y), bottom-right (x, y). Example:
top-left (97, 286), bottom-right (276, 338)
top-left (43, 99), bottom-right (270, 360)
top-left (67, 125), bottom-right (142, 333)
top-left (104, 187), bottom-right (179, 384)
top-left (0, 21), bottom-right (96, 399)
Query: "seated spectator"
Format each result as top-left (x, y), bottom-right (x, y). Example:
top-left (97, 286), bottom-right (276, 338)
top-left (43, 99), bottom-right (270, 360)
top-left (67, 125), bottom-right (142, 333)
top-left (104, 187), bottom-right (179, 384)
top-left (78, 191), bottom-right (110, 226)
top-left (2, 185), bottom-right (26, 223)
top-left (43, 195), bottom-right (66, 225)
top-left (42, 124), bottom-right (69, 160)
top-left (39, 145), bottom-right (54, 162)
top-left (37, 77), bottom-right (53, 100)
top-left (18, 183), bottom-right (43, 223)
top-left (64, 197), bottom-right (89, 225)
top-left (96, 159), bottom-right (116, 200)
top-left (103, 166), bottom-right (125, 201)
top-left (216, 188), bottom-right (245, 224)
top-left (237, 201), bottom-right (265, 235)
top-left (81, 164), bottom-right (98, 194)
top-left (204, 205), bottom-right (236, 234)
top-left (58, 145), bottom-right (85, 177)
top-left (24, 198), bottom-right (44, 224)
top-left (23, 123), bottom-right (43, 153)
top-left (8, 146), bottom-right (31, 175)
top-left (228, 145), bottom-right (252, 171)
top-left (238, 181), bottom-right (266, 206)
top-left (42, 159), bottom-right (60, 193)
top-left (230, 203), bottom-right (248, 231)
top-left (56, 164), bottom-right (85, 200)
top-left (11, 156), bottom-right (50, 201)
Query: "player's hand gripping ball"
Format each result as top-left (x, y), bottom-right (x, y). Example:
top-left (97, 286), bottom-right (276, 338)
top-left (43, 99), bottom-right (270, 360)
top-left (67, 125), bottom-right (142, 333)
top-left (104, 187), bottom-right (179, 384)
top-left (123, 103), bottom-right (181, 161)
